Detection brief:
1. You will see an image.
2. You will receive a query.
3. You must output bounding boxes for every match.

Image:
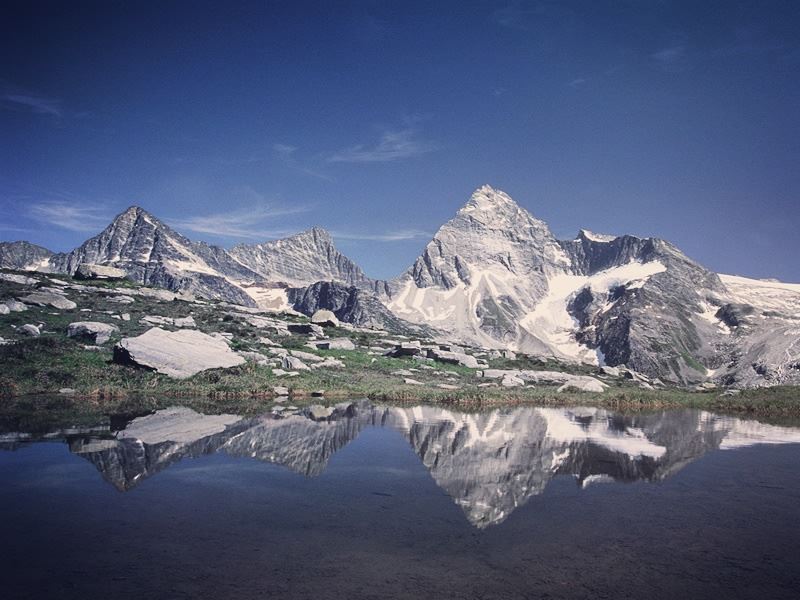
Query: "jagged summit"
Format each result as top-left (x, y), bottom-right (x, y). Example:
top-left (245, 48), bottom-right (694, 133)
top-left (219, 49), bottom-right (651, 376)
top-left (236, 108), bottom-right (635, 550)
top-left (577, 229), bottom-right (617, 243)
top-left (229, 225), bottom-right (370, 288)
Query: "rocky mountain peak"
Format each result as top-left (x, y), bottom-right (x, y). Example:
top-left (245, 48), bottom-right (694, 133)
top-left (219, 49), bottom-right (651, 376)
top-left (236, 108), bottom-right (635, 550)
top-left (577, 229), bottom-right (617, 243)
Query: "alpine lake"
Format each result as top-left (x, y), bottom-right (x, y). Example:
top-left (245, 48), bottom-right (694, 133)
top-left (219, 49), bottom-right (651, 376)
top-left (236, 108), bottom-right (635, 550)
top-left (1, 397), bottom-right (799, 600)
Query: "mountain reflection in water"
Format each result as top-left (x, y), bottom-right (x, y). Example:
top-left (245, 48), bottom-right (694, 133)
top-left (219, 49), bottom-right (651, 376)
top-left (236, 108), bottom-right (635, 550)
top-left (3, 402), bottom-right (800, 528)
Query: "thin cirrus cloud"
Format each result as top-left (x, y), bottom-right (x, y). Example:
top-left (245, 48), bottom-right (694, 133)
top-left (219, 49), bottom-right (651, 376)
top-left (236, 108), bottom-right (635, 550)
top-left (168, 205), bottom-right (311, 240)
top-left (332, 228), bottom-right (432, 242)
top-left (271, 143), bottom-right (333, 181)
top-left (651, 44), bottom-right (688, 71)
top-left (327, 128), bottom-right (438, 163)
top-left (1, 92), bottom-right (63, 117)
top-left (28, 201), bottom-right (110, 232)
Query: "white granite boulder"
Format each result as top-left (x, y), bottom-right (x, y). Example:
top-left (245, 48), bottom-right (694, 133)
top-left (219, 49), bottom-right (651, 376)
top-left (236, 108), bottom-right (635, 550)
top-left (114, 327), bottom-right (245, 379)
top-left (311, 309), bottom-right (339, 327)
top-left (19, 291), bottom-right (77, 310)
top-left (67, 321), bottom-right (119, 344)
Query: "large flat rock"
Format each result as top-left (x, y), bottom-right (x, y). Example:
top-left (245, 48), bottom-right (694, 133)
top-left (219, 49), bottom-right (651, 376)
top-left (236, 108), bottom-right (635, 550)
top-left (114, 327), bottom-right (245, 379)
top-left (19, 291), bottom-right (77, 310)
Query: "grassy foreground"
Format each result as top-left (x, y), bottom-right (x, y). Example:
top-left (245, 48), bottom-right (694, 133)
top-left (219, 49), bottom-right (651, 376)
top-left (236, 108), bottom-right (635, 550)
top-left (1, 269), bottom-right (799, 418)
top-left (1, 335), bottom-right (799, 417)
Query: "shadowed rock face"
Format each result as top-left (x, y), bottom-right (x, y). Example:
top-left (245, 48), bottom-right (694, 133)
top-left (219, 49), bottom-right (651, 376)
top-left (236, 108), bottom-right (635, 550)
top-left (0, 241), bottom-right (53, 270)
top-left (8, 403), bottom-right (799, 528)
top-left (288, 281), bottom-right (426, 335)
top-left (47, 206), bottom-right (265, 307)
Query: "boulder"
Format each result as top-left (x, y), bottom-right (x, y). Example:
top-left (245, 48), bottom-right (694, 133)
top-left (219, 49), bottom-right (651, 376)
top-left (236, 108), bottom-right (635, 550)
top-left (114, 328), bottom-right (245, 379)
top-left (427, 349), bottom-right (479, 369)
top-left (311, 309), bottom-right (340, 327)
top-left (404, 378), bottom-right (424, 385)
top-left (557, 379), bottom-right (606, 393)
top-left (314, 338), bottom-right (355, 351)
top-left (281, 355), bottom-right (311, 371)
top-left (289, 349), bottom-right (326, 363)
top-left (288, 323), bottom-right (325, 336)
top-left (3, 300), bottom-right (27, 312)
top-left (501, 375), bottom-right (524, 388)
top-left (173, 316), bottom-right (197, 328)
top-left (237, 351), bottom-right (270, 366)
top-left (307, 405), bottom-right (335, 420)
top-left (310, 358), bottom-right (345, 369)
top-left (20, 324), bottom-right (40, 336)
top-left (273, 386), bottom-right (289, 396)
top-left (19, 291), bottom-right (77, 310)
top-left (0, 304), bottom-right (8, 315)
top-left (75, 263), bottom-right (127, 280)
top-left (385, 341), bottom-right (422, 357)
top-left (600, 365), bottom-right (621, 377)
top-left (67, 321), bottom-right (119, 344)
top-left (0, 273), bottom-right (38, 285)
top-left (437, 384), bottom-right (460, 390)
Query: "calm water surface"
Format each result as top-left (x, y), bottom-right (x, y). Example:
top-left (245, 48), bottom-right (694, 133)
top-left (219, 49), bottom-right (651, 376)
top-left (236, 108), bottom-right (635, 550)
top-left (1, 401), bottom-right (799, 599)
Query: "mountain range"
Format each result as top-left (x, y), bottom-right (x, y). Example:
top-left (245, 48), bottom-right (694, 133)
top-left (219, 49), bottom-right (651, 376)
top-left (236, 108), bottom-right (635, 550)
top-left (2, 185), bottom-right (799, 387)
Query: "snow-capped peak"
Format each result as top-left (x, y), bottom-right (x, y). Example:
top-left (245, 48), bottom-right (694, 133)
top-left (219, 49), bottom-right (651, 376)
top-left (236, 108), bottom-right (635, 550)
top-left (578, 229), bottom-right (617, 243)
top-left (459, 185), bottom-right (519, 215)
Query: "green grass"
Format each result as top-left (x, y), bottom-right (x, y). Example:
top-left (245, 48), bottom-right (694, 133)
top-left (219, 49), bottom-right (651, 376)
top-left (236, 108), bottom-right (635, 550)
top-left (2, 268), bottom-right (800, 418)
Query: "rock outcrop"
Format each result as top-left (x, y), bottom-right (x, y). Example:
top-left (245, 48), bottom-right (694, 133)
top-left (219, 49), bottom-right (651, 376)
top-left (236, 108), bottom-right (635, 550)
top-left (114, 327), bottom-right (245, 378)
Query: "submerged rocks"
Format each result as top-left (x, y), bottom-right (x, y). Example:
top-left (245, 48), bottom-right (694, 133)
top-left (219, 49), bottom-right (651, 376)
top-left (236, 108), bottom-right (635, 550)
top-left (114, 328), bottom-right (245, 379)
top-left (67, 321), bottom-right (119, 344)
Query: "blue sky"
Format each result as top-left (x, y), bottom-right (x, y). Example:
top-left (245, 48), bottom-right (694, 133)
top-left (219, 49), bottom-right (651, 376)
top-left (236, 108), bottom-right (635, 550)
top-left (1, 0), bottom-right (798, 281)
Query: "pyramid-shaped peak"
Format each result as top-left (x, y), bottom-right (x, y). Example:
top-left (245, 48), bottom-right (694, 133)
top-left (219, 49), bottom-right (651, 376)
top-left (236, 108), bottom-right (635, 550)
top-left (288, 226), bottom-right (333, 244)
top-left (460, 185), bottom-right (519, 213)
top-left (113, 205), bottom-right (161, 225)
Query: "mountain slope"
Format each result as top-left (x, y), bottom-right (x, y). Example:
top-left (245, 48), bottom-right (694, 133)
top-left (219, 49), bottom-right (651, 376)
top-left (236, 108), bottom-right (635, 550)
top-left (47, 206), bottom-right (264, 306)
top-left (380, 185), bottom-right (774, 384)
top-left (230, 227), bottom-right (372, 288)
top-left (0, 241), bottom-right (53, 270)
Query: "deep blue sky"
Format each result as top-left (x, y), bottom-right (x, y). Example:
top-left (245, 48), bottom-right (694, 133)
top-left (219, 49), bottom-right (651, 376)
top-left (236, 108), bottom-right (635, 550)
top-left (1, 1), bottom-right (798, 281)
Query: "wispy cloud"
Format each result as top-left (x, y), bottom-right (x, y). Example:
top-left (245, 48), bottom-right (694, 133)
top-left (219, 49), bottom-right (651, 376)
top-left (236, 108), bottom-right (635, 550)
top-left (568, 77), bottom-right (587, 88)
top-left (1, 83), bottom-right (63, 117)
top-left (28, 201), bottom-right (110, 232)
top-left (491, 2), bottom-right (572, 31)
top-left (169, 204), bottom-right (311, 240)
top-left (651, 43), bottom-right (689, 72)
top-left (272, 144), bottom-right (333, 180)
top-left (328, 128), bottom-right (437, 163)
top-left (332, 229), bottom-right (432, 242)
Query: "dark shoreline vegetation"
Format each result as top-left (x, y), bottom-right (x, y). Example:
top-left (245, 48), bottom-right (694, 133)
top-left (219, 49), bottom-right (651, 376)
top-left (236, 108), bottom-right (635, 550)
top-left (1, 268), bottom-right (799, 419)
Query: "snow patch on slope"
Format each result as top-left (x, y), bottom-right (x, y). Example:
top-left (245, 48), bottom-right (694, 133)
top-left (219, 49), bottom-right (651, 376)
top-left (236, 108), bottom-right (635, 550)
top-left (520, 261), bottom-right (667, 362)
top-left (719, 274), bottom-right (800, 317)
